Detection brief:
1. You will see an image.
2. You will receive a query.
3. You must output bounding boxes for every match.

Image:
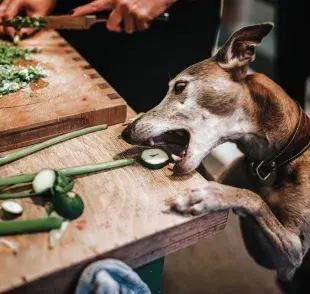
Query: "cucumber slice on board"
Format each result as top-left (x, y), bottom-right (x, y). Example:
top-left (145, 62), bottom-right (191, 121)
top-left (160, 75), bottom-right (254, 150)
top-left (52, 192), bottom-right (84, 220)
top-left (1, 201), bottom-right (23, 215)
top-left (140, 149), bottom-right (169, 170)
top-left (32, 169), bottom-right (56, 193)
top-left (32, 169), bottom-right (74, 195)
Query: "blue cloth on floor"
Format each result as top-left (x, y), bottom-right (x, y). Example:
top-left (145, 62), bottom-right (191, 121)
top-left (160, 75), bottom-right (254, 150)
top-left (75, 259), bottom-right (151, 294)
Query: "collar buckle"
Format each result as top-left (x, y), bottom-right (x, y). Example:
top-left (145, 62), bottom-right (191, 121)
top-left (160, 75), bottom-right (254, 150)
top-left (250, 161), bottom-right (272, 181)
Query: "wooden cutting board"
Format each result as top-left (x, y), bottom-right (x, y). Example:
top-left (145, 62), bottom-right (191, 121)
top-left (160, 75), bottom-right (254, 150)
top-left (0, 30), bottom-right (127, 152)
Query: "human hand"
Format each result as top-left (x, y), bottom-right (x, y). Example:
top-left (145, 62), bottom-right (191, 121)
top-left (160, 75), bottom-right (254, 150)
top-left (0, 0), bottom-right (56, 39)
top-left (72, 0), bottom-right (177, 34)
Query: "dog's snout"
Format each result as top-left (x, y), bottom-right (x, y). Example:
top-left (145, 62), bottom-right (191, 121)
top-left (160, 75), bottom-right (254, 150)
top-left (122, 116), bottom-right (146, 144)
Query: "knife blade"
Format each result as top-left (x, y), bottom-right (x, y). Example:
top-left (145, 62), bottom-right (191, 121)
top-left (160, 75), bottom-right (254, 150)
top-left (0, 12), bottom-right (170, 30)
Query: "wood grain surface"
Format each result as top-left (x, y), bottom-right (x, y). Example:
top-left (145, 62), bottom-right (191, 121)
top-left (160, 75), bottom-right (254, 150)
top-left (0, 119), bottom-right (227, 293)
top-left (0, 30), bottom-right (127, 152)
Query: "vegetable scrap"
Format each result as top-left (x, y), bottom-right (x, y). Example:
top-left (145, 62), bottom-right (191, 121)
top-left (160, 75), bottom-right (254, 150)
top-left (0, 217), bottom-right (63, 236)
top-left (0, 124), bottom-right (108, 167)
top-left (49, 211), bottom-right (69, 249)
top-left (0, 237), bottom-right (19, 253)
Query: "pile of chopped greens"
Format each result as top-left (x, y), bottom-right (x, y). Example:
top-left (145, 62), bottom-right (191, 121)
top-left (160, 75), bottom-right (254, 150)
top-left (0, 42), bottom-right (38, 65)
top-left (0, 43), bottom-right (46, 97)
top-left (1, 16), bottom-right (47, 29)
top-left (0, 65), bottom-right (46, 97)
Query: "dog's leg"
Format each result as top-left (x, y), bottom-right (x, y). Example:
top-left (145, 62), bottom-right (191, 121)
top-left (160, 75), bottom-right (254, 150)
top-left (171, 182), bottom-right (303, 281)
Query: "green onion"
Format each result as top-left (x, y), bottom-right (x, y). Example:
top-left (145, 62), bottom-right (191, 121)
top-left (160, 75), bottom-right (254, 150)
top-left (32, 169), bottom-right (74, 194)
top-left (0, 158), bottom-right (135, 187)
top-left (0, 217), bottom-right (62, 236)
top-left (59, 158), bottom-right (135, 177)
top-left (0, 191), bottom-right (41, 200)
top-left (0, 124), bottom-right (108, 167)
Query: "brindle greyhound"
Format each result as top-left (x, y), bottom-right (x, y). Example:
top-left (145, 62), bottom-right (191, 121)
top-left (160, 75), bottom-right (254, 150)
top-left (122, 22), bottom-right (310, 290)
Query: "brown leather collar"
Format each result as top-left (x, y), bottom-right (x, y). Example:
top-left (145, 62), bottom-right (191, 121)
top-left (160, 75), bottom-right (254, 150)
top-left (250, 103), bottom-right (310, 180)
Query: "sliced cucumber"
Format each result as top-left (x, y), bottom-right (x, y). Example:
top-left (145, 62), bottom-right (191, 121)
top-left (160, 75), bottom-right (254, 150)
top-left (32, 169), bottom-right (74, 194)
top-left (1, 201), bottom-right (23, 215)
top-left (140, 148), bottom-right (169, 170)
top-left (52, 192), bottom-right (84, 220)
top-left (32, 169), bottom-right (56, 193)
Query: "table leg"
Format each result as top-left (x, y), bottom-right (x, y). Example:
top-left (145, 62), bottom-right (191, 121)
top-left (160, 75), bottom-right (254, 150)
top-left (135, 258), bottom-right (165, 294)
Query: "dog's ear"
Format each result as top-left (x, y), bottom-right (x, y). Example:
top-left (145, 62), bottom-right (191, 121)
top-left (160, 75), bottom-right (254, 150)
top-left (216, 22), bottom-right (274, 80)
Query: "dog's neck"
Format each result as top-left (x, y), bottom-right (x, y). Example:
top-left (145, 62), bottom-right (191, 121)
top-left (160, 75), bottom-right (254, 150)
top-left (232, 74), bottom-right (307, 181)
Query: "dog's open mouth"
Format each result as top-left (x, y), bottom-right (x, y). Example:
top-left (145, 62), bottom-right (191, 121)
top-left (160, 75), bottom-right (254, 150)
top-left (144, 129), bottom-right (190, 163)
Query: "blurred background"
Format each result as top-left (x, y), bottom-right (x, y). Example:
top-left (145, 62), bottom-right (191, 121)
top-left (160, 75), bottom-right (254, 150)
top-left (163, 1), bottom-right (309, 293)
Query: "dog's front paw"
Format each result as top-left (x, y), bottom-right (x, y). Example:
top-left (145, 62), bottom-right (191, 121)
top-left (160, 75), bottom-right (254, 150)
top-left (171, 183), bottom-right (225, 215)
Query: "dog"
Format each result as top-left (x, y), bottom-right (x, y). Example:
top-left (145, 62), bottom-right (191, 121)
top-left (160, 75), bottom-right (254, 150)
top-left (122, 22), bottom-right (310, 290)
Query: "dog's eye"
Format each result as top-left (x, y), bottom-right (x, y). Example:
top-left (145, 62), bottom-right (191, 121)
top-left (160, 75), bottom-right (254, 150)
top-left (174, 81), bottom-right (188, 94)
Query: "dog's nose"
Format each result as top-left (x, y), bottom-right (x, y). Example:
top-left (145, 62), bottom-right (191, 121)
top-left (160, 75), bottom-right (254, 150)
top-left (121, 116), bottom-right (145, 144)
top-left (121, 126), bottom-right (131, 143)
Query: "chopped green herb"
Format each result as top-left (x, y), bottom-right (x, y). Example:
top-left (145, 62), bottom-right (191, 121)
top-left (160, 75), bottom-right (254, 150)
top-left (0, 43), bottom-right (38, 65)
top-left (2, 16), bottom-right (47, 29)
top-left (0, 43), bottom-right (45, 97)
top-left (0, 65), bottom-right (46, 97)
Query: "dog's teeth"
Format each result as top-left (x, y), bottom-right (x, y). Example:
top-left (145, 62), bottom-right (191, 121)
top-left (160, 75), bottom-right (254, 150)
top-left (171, 154), bottom-right (181, 162)
top-left (176, 131), bottom-right (184, 136)
top-left (149, 138), bottom-right (155, 146)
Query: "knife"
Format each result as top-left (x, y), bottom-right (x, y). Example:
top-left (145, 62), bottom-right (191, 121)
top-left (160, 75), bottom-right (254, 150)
top-left (0, 12), bottom-right (170, 30)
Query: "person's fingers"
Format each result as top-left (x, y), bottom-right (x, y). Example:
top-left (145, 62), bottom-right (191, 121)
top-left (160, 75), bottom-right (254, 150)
top-left (0, 0), bottom-right (11, 17)
top-left (3, 0), bottom-right (22, 20)
top-left (19, 27), bottom-right (34, 38)
top-left (0, 0), bottom-right (21, 39)
top-left (106, 4), bottom-right (125, 33)
top-left (5, 26), bottom-right (16, 39)
top-left (71, 0), bottom-right (114, 16)
top-left (135, 18), bottom-right (149, 32)
top-left (0, 22), bottom-right (4, 35)
top-left (133, 8), bottom-right (151, 32)
top-left (123, 9), bottom-right (135, 33)
top-left (0, 14), bottom-right (5, 34)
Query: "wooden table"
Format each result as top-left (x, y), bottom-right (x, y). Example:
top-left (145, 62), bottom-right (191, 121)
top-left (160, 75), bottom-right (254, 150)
top-left (0, 42), bottom-right (228, 294)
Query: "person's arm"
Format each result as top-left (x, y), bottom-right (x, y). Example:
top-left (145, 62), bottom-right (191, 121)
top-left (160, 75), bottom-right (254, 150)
top-left (72, 0), bottom-right (178, 34)
top-left (0, 0), bottom-right (56, 39)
